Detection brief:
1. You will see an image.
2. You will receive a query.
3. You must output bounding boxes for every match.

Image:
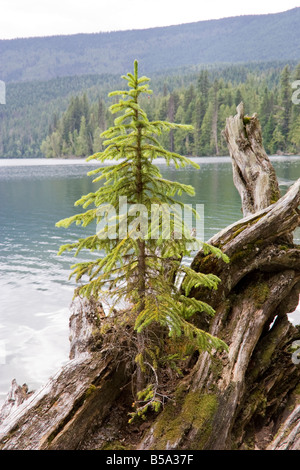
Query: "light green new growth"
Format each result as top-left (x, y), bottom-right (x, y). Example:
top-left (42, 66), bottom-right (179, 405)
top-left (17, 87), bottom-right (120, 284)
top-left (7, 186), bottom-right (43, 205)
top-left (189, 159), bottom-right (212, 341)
top-left (56, 60), bottom-right (228, 417)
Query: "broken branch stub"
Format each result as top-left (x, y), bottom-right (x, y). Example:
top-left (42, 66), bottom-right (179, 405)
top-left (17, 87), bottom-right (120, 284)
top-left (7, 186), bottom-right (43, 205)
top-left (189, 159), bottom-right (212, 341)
top-left (223, 102), bottom-right (281, 217)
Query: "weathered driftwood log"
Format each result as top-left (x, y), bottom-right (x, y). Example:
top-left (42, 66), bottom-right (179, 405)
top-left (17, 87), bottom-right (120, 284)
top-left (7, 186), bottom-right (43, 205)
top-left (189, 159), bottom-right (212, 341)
top-left (0, 298), bottom-right (136, 450)
top-left (0, 103), bottom-right (299, 450)
top-left (267, 404), bottom-right (300, 450)
top-left (138, 103), bottom-right (300, 450)
top-left (223, 102), bottom-right (281, 217)
top-left (0, 380), bottom-right (34, 426)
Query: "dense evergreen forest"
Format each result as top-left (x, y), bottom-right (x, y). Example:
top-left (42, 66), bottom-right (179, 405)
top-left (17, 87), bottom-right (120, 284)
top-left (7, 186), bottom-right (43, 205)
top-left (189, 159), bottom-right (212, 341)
top-left (1, 61), bottom-right (300, 158)
top-left (0, 8), bottom-right (299, 83)
top-left (39, 61), bottom-right (300, 158)
top-left (0, 74), bottom-right (123, 158)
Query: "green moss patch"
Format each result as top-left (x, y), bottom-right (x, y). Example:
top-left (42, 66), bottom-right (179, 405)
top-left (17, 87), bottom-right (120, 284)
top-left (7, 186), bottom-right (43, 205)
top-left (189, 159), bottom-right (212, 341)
top-left (153, 390), bottom-right (218, 450)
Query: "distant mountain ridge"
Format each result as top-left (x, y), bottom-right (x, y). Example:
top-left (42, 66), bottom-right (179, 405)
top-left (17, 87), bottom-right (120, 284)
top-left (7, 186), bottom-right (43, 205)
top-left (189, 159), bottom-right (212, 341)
top-left (0, 8), bottom-right (300, 82)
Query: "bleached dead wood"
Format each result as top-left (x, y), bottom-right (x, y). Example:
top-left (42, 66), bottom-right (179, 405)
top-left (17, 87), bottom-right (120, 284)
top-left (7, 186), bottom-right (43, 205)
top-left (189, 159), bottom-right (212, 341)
top-left (0, 298), bottom-right (132, 450)
top-left (138, 104), bottom-right (300, 450)
top-left (223, 102), bottom-right (281, 217)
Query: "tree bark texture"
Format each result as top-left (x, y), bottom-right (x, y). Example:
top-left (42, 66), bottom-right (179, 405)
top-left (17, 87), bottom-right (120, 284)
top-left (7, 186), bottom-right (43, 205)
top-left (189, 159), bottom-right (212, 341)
top-left (0, 298), bottom-right (136, 450)
top-left (137, 103), bottom-right (300, 450)
top-left (0, 103), bottom-right (299, 450)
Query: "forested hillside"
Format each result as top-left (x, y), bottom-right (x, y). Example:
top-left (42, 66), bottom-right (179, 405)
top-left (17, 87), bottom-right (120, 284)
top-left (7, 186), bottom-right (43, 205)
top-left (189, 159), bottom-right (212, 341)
top-left (0, 8), bottom-right (300, 83)
top-left (1, 8), bottom-right (300, 159)
top-left (2, 62), bottom-right (298, 159)
top-left (0, 74), bottom-right (123, 158)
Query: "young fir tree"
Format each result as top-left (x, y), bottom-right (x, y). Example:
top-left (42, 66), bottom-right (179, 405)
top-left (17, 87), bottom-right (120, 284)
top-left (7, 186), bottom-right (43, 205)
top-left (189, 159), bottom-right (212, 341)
top-left (56, 61), bottom-right (228, 418)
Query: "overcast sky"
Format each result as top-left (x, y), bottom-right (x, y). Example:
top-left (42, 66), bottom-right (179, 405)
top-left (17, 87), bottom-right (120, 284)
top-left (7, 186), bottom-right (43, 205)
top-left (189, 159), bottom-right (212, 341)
top-left (0, 0), bottom-right (299, 40)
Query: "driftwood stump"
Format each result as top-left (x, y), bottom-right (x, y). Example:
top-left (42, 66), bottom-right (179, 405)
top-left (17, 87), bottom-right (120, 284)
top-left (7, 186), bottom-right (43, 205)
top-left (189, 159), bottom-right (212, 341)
top-left (0, 103), bottom-right (299, 450)
top-left (138, 103), bottom-right (300, 450)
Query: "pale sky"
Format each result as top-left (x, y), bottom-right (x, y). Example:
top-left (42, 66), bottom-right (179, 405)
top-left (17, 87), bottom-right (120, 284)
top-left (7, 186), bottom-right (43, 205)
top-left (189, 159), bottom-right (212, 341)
top-left (0, 0), bottom-right (299, 40)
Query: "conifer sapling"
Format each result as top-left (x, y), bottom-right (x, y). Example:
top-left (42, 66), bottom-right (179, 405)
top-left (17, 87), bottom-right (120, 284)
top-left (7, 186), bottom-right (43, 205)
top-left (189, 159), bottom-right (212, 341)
top-left (56, 60), bottom-right (229, 418)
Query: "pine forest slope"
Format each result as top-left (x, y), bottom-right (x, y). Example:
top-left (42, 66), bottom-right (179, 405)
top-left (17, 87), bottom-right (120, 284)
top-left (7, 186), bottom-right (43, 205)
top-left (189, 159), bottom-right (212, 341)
top-left (0, 8), bottom-right (300, 83)
top-left (0, 8), bottom-right (300, 158)
top-left (1, 61), bottom-right (300, 158)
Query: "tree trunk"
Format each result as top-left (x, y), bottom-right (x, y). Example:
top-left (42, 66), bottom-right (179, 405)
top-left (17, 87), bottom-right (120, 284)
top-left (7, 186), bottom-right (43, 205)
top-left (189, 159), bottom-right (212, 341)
top-left (223, 102), bottom-right (281, 216)
top-left (1, 103), bottom-right (300, 450)
top-left (212, 81), bottom-right (219, 156)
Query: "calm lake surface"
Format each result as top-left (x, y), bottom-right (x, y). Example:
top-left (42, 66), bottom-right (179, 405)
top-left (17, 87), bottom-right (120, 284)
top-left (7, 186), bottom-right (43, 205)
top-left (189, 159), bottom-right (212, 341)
top-left (0, 156), bottom-right (300, 405)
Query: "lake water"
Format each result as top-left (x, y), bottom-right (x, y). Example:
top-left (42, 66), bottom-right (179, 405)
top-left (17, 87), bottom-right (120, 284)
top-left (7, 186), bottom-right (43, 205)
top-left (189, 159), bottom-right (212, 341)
top-left (0, 156), bottom-right (300, 405)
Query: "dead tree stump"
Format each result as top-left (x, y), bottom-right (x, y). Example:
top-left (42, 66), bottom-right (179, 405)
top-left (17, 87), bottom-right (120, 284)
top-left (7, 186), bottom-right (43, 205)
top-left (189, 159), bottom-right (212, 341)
top-left (0, 103), bottom-right (299, 450)
top-left (138, 103), bottom-right (300, 450)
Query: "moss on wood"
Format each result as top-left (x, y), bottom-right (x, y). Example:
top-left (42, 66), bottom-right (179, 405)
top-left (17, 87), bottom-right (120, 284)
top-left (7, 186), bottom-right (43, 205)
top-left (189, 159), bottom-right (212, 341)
top-left (152, 387), bottom-right (218, 450)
